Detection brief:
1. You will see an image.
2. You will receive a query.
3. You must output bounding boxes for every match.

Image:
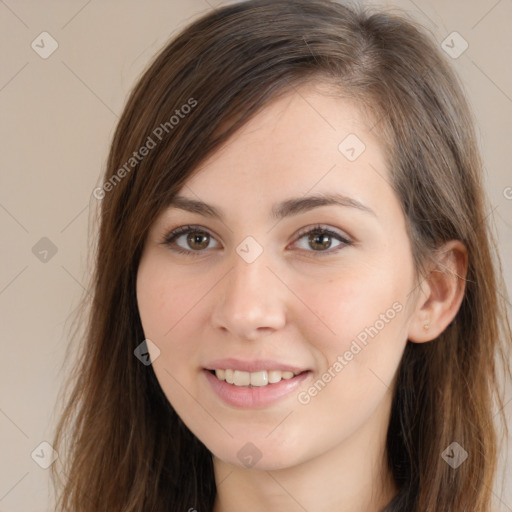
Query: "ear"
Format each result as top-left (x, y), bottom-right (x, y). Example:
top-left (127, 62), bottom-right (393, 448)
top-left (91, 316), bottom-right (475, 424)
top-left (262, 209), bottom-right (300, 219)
top-left (408, 240), bottom-right (468, 343)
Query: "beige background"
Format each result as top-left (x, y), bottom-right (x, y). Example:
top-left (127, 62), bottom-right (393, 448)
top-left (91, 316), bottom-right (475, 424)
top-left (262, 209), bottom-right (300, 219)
top-left (0, 1), bottom-right (510, 510)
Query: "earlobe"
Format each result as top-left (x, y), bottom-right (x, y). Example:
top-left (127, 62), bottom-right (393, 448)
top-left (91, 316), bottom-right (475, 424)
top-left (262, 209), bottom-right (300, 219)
top-left (408, 240), bottom-right (468, 343)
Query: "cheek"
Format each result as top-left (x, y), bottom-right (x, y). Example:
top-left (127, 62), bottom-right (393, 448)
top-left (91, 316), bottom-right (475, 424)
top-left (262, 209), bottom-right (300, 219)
top-left (136, 258), bottom-right (210, 419)
top-left (291, 258), bottom-right (408, 356)
top-left (136, 258), bottom-right (203, 370)
top-left (287, 257), bottom-right (411, 424)
top-left (137, 255), bottom-right (203, 337)
top-left (287, 270), bottom-right (407, 445)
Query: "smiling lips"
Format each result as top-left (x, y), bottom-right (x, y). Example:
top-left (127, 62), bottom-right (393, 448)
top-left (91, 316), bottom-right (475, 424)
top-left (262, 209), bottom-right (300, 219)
top-left (205, 358), bottom-right (308, 387)
top-left (203, 358), bottom-right (311, 406)
top-left (213, 368), bottom-right (302, 387)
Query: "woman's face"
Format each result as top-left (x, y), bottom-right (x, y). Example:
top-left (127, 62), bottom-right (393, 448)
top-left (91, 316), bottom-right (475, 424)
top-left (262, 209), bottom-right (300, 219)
top-left (137, 83), bottom-right (420, 470)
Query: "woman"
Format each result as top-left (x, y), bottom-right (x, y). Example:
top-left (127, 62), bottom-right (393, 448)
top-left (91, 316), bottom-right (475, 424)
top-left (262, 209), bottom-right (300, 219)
top-left (51, 1), bottom-right (512, 510)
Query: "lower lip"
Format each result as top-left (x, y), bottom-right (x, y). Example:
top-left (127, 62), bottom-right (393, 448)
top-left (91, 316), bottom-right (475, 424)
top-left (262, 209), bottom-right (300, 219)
top-left (203, 369), bottom-right (311, 408)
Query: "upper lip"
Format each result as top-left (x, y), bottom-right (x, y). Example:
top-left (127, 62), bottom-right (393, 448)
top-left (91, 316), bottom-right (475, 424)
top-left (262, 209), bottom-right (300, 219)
top-left (204, 358), bottom-right (309, 374)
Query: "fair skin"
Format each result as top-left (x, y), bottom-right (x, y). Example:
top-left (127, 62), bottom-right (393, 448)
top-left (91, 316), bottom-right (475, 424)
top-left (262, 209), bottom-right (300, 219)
top-left (136, 82), bottom-right (467, 512)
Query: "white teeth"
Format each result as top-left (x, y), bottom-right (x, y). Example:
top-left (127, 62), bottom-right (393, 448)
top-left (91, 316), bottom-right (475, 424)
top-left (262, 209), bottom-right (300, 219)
top-left (234, 370), bottom-right (251, 386)
top-left (250, 371), bottom-right (268, 387)
top-left (268, 370), bottom-right (282, 383)
top-left (212, 369), bottom-right (302, 387)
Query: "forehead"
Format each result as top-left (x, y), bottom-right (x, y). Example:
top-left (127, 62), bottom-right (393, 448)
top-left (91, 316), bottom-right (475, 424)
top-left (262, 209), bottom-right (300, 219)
top-left (191, 83), bottom-right (382, 175)
top-left (175, 83), bottom-right (396, 223)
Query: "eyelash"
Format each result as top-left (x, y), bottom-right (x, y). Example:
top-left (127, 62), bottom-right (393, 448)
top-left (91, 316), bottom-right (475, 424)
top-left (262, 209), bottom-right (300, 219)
top-left (160, 224), bottom-right (353, 257)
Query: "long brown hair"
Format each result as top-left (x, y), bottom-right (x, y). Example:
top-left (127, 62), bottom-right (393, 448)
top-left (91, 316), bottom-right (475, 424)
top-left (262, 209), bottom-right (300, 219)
top-left (51, 1), bottom-right (512, 510)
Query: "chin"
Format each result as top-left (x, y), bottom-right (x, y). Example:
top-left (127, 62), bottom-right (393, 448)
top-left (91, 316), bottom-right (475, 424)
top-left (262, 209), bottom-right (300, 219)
top-left (208, 435), bottom-right (310, 472)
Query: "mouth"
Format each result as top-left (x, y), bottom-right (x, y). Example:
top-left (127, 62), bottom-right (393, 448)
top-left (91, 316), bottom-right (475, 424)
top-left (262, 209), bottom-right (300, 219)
top-left (203, 367), bottom-right (312, 408)
top-left (207, 368), bottom-right (306, 387)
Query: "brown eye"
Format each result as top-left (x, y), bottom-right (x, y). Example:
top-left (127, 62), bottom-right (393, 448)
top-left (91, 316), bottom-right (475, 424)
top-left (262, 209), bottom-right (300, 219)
top-left (163, 224), bottom-right (351, 257)
top-left (163, 225), bottom-right (221, 255)
top-left (187, 231), bottom-right (210, 250)
top-left (308, 231), bottom-right (333, 251)
top-left (292, 225), bottom-right (352, 255)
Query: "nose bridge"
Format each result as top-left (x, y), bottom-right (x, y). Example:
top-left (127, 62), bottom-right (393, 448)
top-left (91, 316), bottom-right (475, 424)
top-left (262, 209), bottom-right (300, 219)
top-left (211, 243), bottom-right (287, 337)
top-left (231, 248), bottom-right (270, 298)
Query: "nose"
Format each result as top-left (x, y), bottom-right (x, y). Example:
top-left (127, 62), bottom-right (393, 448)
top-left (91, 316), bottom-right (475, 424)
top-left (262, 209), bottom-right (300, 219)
top-left (210, 248), bottom-right (287, 340)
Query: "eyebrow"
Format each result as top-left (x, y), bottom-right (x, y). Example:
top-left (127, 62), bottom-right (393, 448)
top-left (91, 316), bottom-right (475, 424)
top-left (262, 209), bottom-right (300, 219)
top-left (166, 192), bottom-right (376, 221)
